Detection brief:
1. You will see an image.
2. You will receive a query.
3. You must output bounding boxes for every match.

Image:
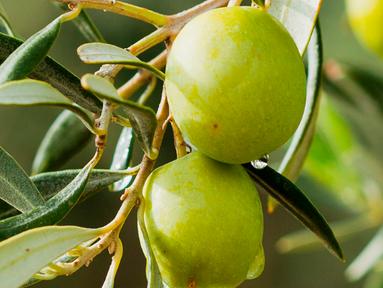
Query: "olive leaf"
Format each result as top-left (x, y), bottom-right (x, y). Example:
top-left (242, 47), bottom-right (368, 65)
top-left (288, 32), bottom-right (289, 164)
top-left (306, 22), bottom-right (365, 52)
top-left (0, 16), bottom-right (62, 84)
top-left (0, 2), bottom-right (14, 37)
top-left (0, 225), bottom-right (101, 288)
top-left (53, 2), bottom-right (105, 43)
top-left (268, 0), bottom-right (323, 55)
top-left (0, 163), bottom-right (93, 240)
top-left (110, 127), bottom-right (135, 192)
top-left (81, 74), bottom-right (157, 158)
top-left (0, 147), bottom-right (44, 213)
top-left (346, 227), bottom-right (383, 282)
top-left (0, 168), bottom-right (129, 220)
top-left (0, 79), bottom-right (96, 134)
top-left (0, 32), bottom-right (102, 112)
top-left (244, 163), bottom-right (344, 261)
top-left (77, 43), bottom-right (165, 80)
top-left (138, 206), bottom-right (164, 288)
top-left (32, 111), bottom-right (92, 175)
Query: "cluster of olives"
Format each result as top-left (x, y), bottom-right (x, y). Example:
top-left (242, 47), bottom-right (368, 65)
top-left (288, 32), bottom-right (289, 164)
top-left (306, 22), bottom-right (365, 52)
top-left (141, 6), bottom-right (306, 288)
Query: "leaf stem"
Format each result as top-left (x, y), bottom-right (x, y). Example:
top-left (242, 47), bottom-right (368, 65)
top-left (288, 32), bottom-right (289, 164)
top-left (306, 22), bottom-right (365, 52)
top-left (169, 116), bottom-right (187, 158)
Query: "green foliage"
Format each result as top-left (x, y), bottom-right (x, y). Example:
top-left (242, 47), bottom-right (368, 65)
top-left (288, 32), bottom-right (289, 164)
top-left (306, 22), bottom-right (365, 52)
top-left (0, 147), bottom-right (44, 213)
top-left (0, 225), bottom-right (101, 288)
top-left (78, 43), bottom-right (165, 80)
top-left (244, 164), bottom-right (344, 261)
top-left (0, 16), bottom-right (61, 84)
top-left (0, 80), bottom-right (96, 133)
top-left (0, 168), bottom-right (130, 220)
top-left (0, 164), bottom-right (92, 240)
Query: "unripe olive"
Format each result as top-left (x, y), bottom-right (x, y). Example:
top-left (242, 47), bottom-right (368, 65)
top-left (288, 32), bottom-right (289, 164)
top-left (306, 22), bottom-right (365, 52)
top-left (142, 152), bottom-right (264, 288)
top-left (346, 0), bottom-right (383, 58)
top-left (165, 7), bottom-right (306, 164)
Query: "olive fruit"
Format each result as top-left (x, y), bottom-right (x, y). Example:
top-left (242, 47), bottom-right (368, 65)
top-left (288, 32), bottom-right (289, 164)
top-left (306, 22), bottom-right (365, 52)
top-left (141, 152), bottom-right (264, 288)
top-left (165, 7), bottom-right (306, 164)
top-left (346, 0), bottom-right (383, 58)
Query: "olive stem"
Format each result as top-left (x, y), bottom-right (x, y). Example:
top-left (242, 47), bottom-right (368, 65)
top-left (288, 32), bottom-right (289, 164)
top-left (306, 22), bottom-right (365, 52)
top-left (169, 116), bottom-right (188, 158)
top-left (138, 76), bottom-right (158, 105)
top-left (56, 0), bottom-right (169, 27)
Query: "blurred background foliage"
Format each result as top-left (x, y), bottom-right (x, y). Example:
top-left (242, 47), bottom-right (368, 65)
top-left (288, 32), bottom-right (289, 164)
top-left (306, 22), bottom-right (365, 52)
top-left (0, 0), bottom-right (383, 287)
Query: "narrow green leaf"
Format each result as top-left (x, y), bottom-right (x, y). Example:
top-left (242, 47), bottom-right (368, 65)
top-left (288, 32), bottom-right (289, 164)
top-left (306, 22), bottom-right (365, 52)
top-left (0, 147), bottom-right (44, 213)
top-left (110, 127), bottom-right (135, 192)
top-left (0, 163), bottom-right (92, 240)
top-left (0, 225), bottom-right (100, 288)
top-left (81, 74), bottom-right (157, 157)
top-left (0, 2), bottom-right (15, 37)
top-left (0, 32), bottom-right (102, 113)
top-left (32, 111), bottom-right (92, 175)
top-left (77, 43), bottom-right (165, 80)
top-left (268, 0), bottom-right (323, 55)
top-left (0, 17), bottom-right (61, 84)
top-left (32, 169), bottom-right (128, 200)
top-left (278, 23), bottom-right (323, 181)
top-left (0, 79), bottom-right (96, 133)
top-left (81, 73), bottom-right (121, 102)
top-left (53, 3), bottom-right (105, 43)
top-left (0, 79), bottom-right (72, 105)
top-left (244, 163), bottom-right (344, 261)
top-left (346, 227), bottom-right (383, 282)
top-left (138, 205), bottom-right (164, 288)
top-left (0, 168), bottom-right (128, 221)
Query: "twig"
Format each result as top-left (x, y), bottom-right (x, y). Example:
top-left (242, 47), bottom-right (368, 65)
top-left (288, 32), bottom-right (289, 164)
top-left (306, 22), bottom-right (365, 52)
top-left (57, 0), bottom-right (169, 27)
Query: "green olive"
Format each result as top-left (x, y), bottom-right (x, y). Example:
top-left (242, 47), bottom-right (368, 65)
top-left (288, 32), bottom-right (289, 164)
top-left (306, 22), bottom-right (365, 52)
top-left (142, 152), bottom-right (264, 288)
top-left (165, 6), bottom-right (306, 164)
top-left (346, 0), bottom-right (383, 58)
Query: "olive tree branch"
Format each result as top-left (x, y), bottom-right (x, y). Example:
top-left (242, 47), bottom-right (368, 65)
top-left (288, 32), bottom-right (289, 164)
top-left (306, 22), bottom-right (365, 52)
top-left (43, 90), bottom-right (169, 279)
top-left (41, 0), bottom-right (231, 280)
top-left (57, 0), bottom-right (169, 27)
